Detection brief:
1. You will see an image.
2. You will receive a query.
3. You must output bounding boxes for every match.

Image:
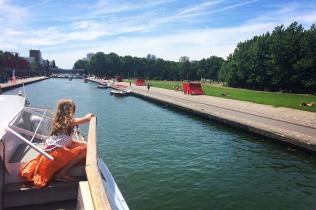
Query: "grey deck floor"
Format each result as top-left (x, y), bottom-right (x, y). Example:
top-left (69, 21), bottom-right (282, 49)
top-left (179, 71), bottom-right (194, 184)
top-left (5, 200), bottom-right (77, 210)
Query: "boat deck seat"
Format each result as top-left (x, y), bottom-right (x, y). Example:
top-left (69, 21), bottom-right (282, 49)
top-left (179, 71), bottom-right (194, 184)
top-left (10, 142), bottom-right (45, 163)
top-left (4, 177), bottom-right (86, 208)
top-left (5, 142), bottom-right (86, 184)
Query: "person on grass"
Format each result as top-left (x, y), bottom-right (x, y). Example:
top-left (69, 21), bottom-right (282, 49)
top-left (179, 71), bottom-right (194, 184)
top-left (300, 101), bottom-right (315, 107)
top-left (20, 99), bottom-right (93, 188)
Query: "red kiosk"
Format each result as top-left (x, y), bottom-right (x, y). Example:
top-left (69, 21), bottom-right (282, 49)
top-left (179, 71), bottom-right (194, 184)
top-left (135, 79), bottom-right (145, 86)
top-left (182, 82), bottom-right (203, 95)
top-left (115, 76), bottom-right (123, 82)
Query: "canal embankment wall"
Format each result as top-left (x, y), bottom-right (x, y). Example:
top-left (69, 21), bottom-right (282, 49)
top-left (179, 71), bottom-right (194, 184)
top-left (1, 76), bottom-right (48, 92)
top-left (88, 77), bottom-right (316, 153)
top-left (132, 91), bottom-right (315, 152)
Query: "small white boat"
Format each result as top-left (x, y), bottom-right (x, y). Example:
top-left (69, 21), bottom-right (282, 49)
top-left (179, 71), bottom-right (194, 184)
top-left (97, 83), bottom-right (109, 89)
top-left (110, 89), bottom-right (131, 96)
top-left (0, 94), bottom-right (129, 210)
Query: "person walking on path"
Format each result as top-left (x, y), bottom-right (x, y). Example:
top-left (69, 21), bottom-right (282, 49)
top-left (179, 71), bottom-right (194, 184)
top-left (147, 82), bottom-right (150, 91)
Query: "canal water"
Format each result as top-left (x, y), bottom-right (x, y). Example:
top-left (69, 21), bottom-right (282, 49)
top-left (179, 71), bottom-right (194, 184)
top-left (5, 79), bottom-right (316, 210)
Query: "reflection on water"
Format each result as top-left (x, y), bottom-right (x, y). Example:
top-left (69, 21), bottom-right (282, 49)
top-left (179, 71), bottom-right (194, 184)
top-left (5, 78), bottom-right (316, 210)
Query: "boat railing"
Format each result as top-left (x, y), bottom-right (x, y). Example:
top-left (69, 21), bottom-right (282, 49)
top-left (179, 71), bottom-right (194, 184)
top-left (86, 116), bottom-right (112, 210)
top-left (4, 125), bottom-right (54, 160)
top-left (4, 107), bottom-right (54, 160)
top-left (29, 110), bottom-right (47, 143)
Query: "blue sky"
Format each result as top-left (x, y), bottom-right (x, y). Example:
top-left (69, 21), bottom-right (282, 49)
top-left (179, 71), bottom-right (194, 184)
top-left (1, 0), bottom-right (316, 68)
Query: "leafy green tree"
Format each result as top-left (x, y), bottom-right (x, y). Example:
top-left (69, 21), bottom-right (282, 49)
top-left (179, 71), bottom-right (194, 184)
top-left (71, 22), bottom-right (315, 93)
top-left (73, 59), bottom-right (89, 74)
top-left (220, 22), bottom-right (316, 93)
top-left (89, 52), bottom-right (107, 76)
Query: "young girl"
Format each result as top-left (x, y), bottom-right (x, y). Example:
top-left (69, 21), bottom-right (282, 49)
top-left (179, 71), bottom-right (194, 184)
top-left (20, 99), bottom-right (94, 188)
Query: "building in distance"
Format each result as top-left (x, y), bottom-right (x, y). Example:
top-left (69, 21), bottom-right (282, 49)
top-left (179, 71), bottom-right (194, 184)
top-left (87, 53), bottom-right (95, 61)
top-left (29, 49), bottom-right (42, 64)
top-left (23, 57), bottom-right (35, 64)
top-left (179, 56), bottom-right (189, 62)
top-left (146, 54), bottom-right (157, 60)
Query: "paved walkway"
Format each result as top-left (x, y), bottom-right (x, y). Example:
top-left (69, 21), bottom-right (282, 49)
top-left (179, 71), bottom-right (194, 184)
top-left (0, 76), bottom-right (47, 91)
top-left (88, 78), bottom-right (316, 151)
top-left (134, 86), bottom-right (316, 128)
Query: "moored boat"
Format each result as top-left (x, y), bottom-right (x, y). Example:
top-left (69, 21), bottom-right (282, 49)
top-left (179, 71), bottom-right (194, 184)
top-left (110, 89), bottom-right (131, 96)
top-left (0, 94), bottom-right (129, 210)
top-left (97, 83), bottom-right (109, 89)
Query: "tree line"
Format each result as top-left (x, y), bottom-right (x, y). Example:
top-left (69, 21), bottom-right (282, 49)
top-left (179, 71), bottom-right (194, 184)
top-left (0, 51), bottom-right (57, 81)
top-left (73, 53), bottom-right (225, 81)
top-left (0, 51), bottom-right (32, 81)
top-left (0, 51), bottom-right (29, 70)
top-left (219, 22), bottom-right (316, 93)
top-left (73, 22), bottom-right (316, 93)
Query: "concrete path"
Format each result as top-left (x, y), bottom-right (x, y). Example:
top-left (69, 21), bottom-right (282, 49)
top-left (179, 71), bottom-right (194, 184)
top-left (0, 76), bottom-right (48, 92)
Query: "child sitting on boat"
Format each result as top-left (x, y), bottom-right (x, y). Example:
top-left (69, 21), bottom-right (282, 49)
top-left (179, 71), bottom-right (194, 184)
top-left (20, 99), bottom-right (94, 188)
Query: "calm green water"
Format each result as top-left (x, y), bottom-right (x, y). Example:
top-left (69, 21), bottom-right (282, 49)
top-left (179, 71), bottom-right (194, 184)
top-left (5, 79), bottom-right (316, 210)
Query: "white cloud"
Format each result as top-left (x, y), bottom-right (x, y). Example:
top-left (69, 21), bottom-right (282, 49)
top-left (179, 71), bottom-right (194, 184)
top-left (0, 0), bottom-right (261, 52)
top-left (45, 50), bottom-right (90, 69)
top-left (5, 16), bottom-right (156, 48)
top-left (298, 14), bottom-right (316, 25)
top-left (0, 0), bottom-right (28, 23)
top-left (0, 0), bottom-right (29, 49)
top-left (46, 22), bottom-right (276, 68)
top-left (4, 29), bottom-right (23, 36)
top-left (246, 2), bottom-right (316, 26)
top-left (49, 5), bottom-right (316, 69)
top-left (1, 0), bottom-right (316, 69)
top-left (179, 1), bottom-right (222, 15)
top-left (99, 23), bottom-right (275, 58)
top-left (195, 0), bottom-right (259, 17)
top-left (87, 0), bottom-right (174, 15)
top-left (151, 0), bottom-right (259, 25)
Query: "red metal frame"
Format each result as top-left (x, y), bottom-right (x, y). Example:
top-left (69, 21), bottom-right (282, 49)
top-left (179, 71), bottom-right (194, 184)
top-left (182, 82), bottom-right (203, 95)
top-left (135, 79), bottom-right (145, 86)
top-left (116, 76), bottom-right (123, 82)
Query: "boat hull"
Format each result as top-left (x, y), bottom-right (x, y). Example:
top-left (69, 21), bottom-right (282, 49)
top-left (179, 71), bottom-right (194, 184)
top-left (98, 158), bottom-right (129, 210)
top-left (110, 90), bottom-right (130, 96)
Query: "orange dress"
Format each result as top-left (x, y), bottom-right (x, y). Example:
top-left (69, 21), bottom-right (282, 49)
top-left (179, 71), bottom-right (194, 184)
top-left (20, 141), bottom-right (86, 188)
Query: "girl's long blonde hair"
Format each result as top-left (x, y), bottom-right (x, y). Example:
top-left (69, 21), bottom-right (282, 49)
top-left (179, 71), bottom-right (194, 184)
top-left (50, 99), bottom-right (76, 136)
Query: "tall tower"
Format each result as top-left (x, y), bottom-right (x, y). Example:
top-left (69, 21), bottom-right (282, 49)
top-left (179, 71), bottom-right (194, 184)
top-left (29, 49), bottom-right (42, 64)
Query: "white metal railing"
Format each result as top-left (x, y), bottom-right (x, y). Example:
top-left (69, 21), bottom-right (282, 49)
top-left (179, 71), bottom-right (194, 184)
top-left (10, 125), bottom-right (48, 141)
top-left (74, 125), bottom-right (86, 142)
top-left (29, 110), bottom-right (47, 143)
top-left (4, 126), bottom-right (53, 160)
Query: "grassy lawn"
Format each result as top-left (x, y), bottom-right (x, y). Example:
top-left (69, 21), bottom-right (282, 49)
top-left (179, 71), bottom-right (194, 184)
top-left (126, 80), bottom-right (316, 112)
